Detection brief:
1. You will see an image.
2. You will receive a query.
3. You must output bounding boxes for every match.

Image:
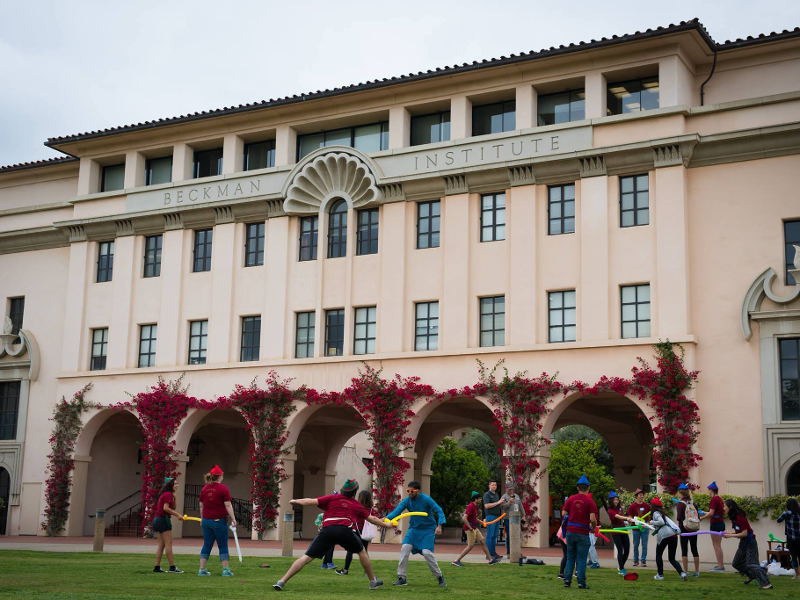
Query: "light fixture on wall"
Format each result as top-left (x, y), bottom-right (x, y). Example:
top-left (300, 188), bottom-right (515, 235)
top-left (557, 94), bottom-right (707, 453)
top-left (187, 436), bottom-right (206, 467)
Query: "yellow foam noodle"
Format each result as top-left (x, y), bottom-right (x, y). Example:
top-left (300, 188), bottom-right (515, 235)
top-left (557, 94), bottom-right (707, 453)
top-left (383, 511), bottom-right (428, 526)
top-left (183, 515), bottom-right (201, 522)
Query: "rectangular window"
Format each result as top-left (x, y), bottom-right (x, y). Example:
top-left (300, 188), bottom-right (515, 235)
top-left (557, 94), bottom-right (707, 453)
top-left (101, 164), bottom-right (125, 192)
top-left (411, 112), bottom-right (451, 146)
top-left (145, 156), bottom-right (172, 186)
top-left (90, 328), bottom-right (108, 371)
top-left (192, 148), bottom-right (223, 178)
top-left (607, 77), bottom-right (659, 116)
top-left (780, 338), bottom-right (800, 421)
top-left (295, 311), bottom-right (316, 358)
top-left (417, 200), bottom-right (441, 249)
top-left (297, 122), bottom-right (389, 160)
top-left (548, 291), bottom-right (577, 343)
top-left (240, 316), bottom-right (261, 362)
top-left (97, 241), bottom-right (114, 283)
top-left (193, 229), bottom-right (213, 272)
top-left (299, 216), bottom-right (319, 261)
top-left (537, 90), bottom-right (586, 126)
top-left (324, 309), bottom-right (345, 356)
top-left (244, 222), bottom-right (265, 267)
top-left (353, 306), bottom-right (377, 355)
top-left (472, 100), bottom-right (516, 136)
top-left (548, 184), bottom-right (576, 235)
top-left (621, 284), bottom-right (651, 339)
top-left (785, 220), bottom-right (800, 285)
top-left (0, 380), bottom-right (21, 440)
top-left (138, 324), bottom-right (157, 368)
top-left (143, 235), bottom-right (162, 278)
top-left (480, 193), bottom-right (506, 242)
top-left (8, 297), bottom-right (24, 335)
top-left (188, 320), bottom-right (208, 365)
top-left (620, 175), bottom-right (649, 227)
top-left (356, 208), bottom-right (379, 255)
top-left (479, 296), bottom-right (505, 347)
top-left (244, 140), bottom-right (276, 171)
top-left (415, 301), bottom-right (439, 351)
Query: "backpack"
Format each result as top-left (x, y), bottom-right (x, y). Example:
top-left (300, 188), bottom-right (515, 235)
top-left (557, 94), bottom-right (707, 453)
top-left (684, 502), bottom-right (700, 532)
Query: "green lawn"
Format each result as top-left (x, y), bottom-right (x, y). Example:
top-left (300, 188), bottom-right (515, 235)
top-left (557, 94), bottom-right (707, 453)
top-left (0, 551), bottom-right (796, 599)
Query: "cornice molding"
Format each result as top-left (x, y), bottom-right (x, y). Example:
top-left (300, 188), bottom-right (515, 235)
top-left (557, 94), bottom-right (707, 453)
top-left (579, 155), bottom-right (607, 178)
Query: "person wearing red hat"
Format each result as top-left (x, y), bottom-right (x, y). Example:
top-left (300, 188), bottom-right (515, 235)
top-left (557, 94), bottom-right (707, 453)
top-left (627, 488), bottom-right (649, 567)
top-left (650, 497), bottom-right (687, 581)
top-left (198, 465), bottom-right (237, 577)
top-left (699, 481), bottom-right (725, 571)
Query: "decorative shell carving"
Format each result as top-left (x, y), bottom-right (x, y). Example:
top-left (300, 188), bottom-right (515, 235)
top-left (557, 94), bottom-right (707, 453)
top-left (284, 152), bottom-right (382, 215)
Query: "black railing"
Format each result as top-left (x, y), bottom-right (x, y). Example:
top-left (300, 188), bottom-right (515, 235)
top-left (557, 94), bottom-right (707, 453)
top-left (111, 501), bottom-right (142, 537)
top-left (89, 489), bottom-right (140, 518)
top-left (183, 484), bottom-right (252, 532)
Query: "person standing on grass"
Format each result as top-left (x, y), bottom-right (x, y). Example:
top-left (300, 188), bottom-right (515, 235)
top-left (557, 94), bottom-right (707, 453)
top-left (152, 477), bottom-right (185, 574)
top-left (198, 465), bottom-right (236, 577)
top-left (452, 492), bottom-right (502, 567)
top-left (501, 481), bottom-right (524, 558)
top-left (650, 497), bottom-right (687, 582)
top-left (386, 480), bottom-right (448, 588)
top-left (607, 491), bottom-right (631, 576)
top-left (561, 475), bottom-right (598, 590)
top-left (483, 480), bottom-right (504, 560)
top-left (272, 479), bottom-right (390, 592)
top-left (627, 488), bottom-right (650, 567)
top-left (585, 493), bottom-right (601, 569)
top-left (776, 497), bottom-right (800, 578)
top-left (675, 484), bottom-right (701, 578)
top-left (699, 481), bottom-right (726, 571)
top-left (335, 490), bottom-right (378, 576)
top-left (723, 499), bottom-right (772, 589)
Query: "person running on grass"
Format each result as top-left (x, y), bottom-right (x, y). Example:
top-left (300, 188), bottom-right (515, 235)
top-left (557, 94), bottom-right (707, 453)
top-left (675, 483), bottom-right (701, 578)
top-left (776, 497), bottom-right (800, 579)
top-left (607, 491), bottom-right (631, 576)
top-left (386, 480), bottom-right (448, 588)
top-left (650, 497), bottom-right (687, 582)
top-left (272, 479), bottom-right (390, 592)
top-left (723, 499), bottom-right (772, 590)
top-left (627, 488), bottom-right (650, 567)
top-left (152, 477), bottom-right (185, 574)
top-left (561, 474), bottom-right (598, 590)
top-left (452, 492), bottom-right (502, 567)
top-left (699, 481), bottom-right (726, 571)
top-left (335, 490), bottom-right (378, 576)
top-left (198, 465), bottom-right (236, 577)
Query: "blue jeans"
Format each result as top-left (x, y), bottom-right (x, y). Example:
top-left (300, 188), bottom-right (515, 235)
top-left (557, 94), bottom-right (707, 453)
top-left (632, 528), bottom-right (648, 562)
top-left (564, 532), bottom-right (590, 586)
top-left (486, 520), bottom-right (500, 557)
top-left (200, 518), bottom-right (230, 562)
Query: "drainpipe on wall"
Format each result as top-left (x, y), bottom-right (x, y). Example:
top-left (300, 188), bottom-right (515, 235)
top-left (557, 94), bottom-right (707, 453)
top-left (700, 49), bottom-right (718, 106)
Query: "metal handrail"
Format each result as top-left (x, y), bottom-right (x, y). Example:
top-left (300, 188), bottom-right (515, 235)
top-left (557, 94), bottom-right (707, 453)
top-left (89, 489), bottom-right (141, 517)
top-left (183, 484), bottom-right (252, 532)
top-left (111, 501), bottom-right (142, 536)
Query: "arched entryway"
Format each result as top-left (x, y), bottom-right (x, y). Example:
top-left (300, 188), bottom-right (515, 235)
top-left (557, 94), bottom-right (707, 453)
top-left (787, 460), bottom-right (800, 496)
top-left (0, 467), bottom-right (9, 535)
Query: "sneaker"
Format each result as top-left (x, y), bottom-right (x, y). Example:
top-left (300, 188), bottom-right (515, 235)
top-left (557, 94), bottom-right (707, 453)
top-left (586, 562), bottom-right (593, 567)
top-left (558, 574), bottom-right (565, 580)
top-left (489, 557), bottom-right (502, 565)
top-left (198, 569), bottom-right (211, 576)
top-left (329, 563), bottom-right (338, 569)
top-left (272, 580), bottom-right (285, 591)
top-left (680, 572), bottom-right (688, 581)
top-left (168, 566), bottom-right (184, 574)
top-left (641, 561), bottom-right (647, 567)
top-left (578, 584), bottom-right (590, 589)
top-left (710, 566), bottom-right (726, 572)
top-left (633, 561), bottom-right (639, 567)
top-left (154, 566), bottom-right (167, 573)
top-left (564, 581), bottom-right (571, 588)
top-left (222, 568), bottom-right (234, 577)
top-left (654, 574), bottom-right (665, 581)
top-left (335, 569), bottom-right (349, 575)
top-left (618, 568), bottom-right (627, 576)
top-left (693, 571), bottom-right (700, 578)
top-left (492, 554), bottom-right (504, 561)
top-left (393, 577), bottom-right (407, 586)
top-left (451, 560), bottom-right (464, 567)
top-left (589, 563), bottom-right (600, 569)
top-left (369, 578), bottom-right (384, 590)
top-left (438, 576), bottom-right (447, 587)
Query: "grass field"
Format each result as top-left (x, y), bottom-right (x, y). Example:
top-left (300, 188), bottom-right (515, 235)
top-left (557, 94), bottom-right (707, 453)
top-left (0, 551), bottom-right (796, 599)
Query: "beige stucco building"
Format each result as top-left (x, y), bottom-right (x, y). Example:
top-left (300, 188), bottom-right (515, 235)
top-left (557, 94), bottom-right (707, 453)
top-left (1, 19), bottom-right (800, 547)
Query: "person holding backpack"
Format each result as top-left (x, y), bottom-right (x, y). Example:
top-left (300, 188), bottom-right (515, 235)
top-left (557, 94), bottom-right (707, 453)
top-left (650, 497), bottom-right (687, 581)
top-left (675, 484), bottom-right (701, 578)
top-left (336, 490), bottom-right (378, 576)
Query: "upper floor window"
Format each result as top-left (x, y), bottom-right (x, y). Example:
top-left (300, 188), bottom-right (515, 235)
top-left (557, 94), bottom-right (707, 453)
top-left (193, 148), bottom-right (223, 179)
top-left (411, 112), bottom-right (451, 146)
top-left (8, 297), bottom-right (24, 336)
top-left (538, 90), bottom-right (586, 126)
top-left (90, 328), bottom-right (108, 371)
top-left (240, 316), bottom-right (261, 362)
top-left (0, 381), bottom-right (21, 440)
top-left (97, 241), bottom-right (114, 283)
top-left (607, 77), bottom-right (659, 116)
top-left (325, 309), bottom-right (345, 356)
top-left (245, 222), bottom-right (265, 267)
top-left (620, 175), bottom-right (649, 227)
top-left (785, 220), bottom-right (800, 285)
top-left (188, 320), bottom-right (208, 365)
top-left (353, 306), bottom-right (377, 355)
top-left (193, 229), bottom-right (213, 273)
top-left (480, 193), bottom-right (506, 242)
top-left (298, 122), bottom-right (389, 160)
top-left (101, 164), bottom-right (125, 193)
top-left (549, 290), bottom-right (576, 343)
top-left (621, 284), bottom-right (650, 339)
top-left (415, 301), bottom-right (439, 351)
top-left (299, 216), bottom-right (318, 261)
top-left (138, 324), bottom-right (157, 368)
top-left (473, 100), bottom-right (516, 136)
top-left (143, 235), bottom-right (162, 278)
top-left (145, 157), bottom-right (172, 186)
top-left (480, 296), bottom-right (505, 347)
top-left (780, 338), bottom-right (800, 421)
top-left (549, 184), bottom-right (575, 235)
top-left (244, 140), bottom-right (276, 171)
top-left (356, 208), bottom-right (379, 256)
top-left (328, 200), bottom-right (347, 258)
top-left (296, 311), bottom-right (315, 358)
top-left (417, 200), bottom-right (440, 249)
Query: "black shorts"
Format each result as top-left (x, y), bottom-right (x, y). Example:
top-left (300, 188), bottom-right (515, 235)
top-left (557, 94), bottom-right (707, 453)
top-left (152, 516), bottom-right (172, 533)
top-left (710, 521), bottom-right (725, 532)
top-left (305, 525), bottom-right (364, 559)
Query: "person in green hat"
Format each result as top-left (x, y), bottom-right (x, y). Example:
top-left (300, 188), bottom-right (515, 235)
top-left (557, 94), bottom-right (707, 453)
top-left (561, 475), bottom-right (598, 590)
top-left (451, 492), bottom-right (502, 567)
top-left (152, 477), bottom-right (185, 574)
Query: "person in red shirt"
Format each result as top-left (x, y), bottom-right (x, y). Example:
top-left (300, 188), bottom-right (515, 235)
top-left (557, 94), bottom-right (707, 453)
top-left (723, 499), bottom-right (772, 589)
top-left (198, 465), bottom-right (237, 577)
top-left (451, 492), bottom-right (500, 567)
top-left (699, 481), bottom-right (726, 571)
top-left (335, 489), bottom-right (379, 576)
top-left (561, 475), bottom-right (598, 589)
top-left (607, 491), bottom-right (632, 575)
top-left (626, 488), bottom-right (650, 566)
top-left (151, 477), bottom-right (185, 574)
top-left (273, 478), bottom-right (391, 592)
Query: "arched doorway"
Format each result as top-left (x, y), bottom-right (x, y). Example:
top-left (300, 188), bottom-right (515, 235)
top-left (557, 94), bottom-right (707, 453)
top-left (0, 467), bottom-right (9, 535)
top-left (787, 460), bottom-right (800, 496)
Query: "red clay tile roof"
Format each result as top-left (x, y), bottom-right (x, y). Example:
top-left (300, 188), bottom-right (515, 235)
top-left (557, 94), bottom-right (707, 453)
top-left (0, 156), bottom-right (78, 174)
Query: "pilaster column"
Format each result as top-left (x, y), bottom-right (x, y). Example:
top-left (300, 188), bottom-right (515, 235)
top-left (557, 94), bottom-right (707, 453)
top-left (275, 125), bottom-right (297, 167)
top-left (389, 106), bottom-right (410, 149)
top-left (420, 469), bottom-right (432, 496)
top-left (208, 211), bottom-right (236, 363)
top-left (578, 159), bottom-right (609, 340)
top-left (156, 219), bottom-right (185, 367)
top-left (584, 73), bottom-right (607, 119)
top-left (61, 237), bottom-right (90, 372)
top-left (222, 134), bottom-right (244, 174)
top-left (106, 230), bottom-right (135, 369)
top-left (124, 151), bottom-right (145, 189)
top-left (450, 95), bottom-right (472, 140)
top-left (172, 456), bottom-right (190, 539)
top-left (378, 202), bottom-right (406, 352)
top-left (515, 84), bottom-right (537, 130)
top-left (172, 143), bottom-right (194, 182)
top-left (77, 157), bottom-right (100, 195)
top-left (263, 216), bottom-right (290, 358)
top-left (441, 193), bottom-right (470, 349)
top-left (66, 455), bottom-right (92, 536)
top-left (508, 183), bottom-right (537, 344)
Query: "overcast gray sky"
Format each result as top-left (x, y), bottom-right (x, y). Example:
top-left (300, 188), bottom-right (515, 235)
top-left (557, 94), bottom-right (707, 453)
top-left (1, 0), bottom-right (798, 166)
